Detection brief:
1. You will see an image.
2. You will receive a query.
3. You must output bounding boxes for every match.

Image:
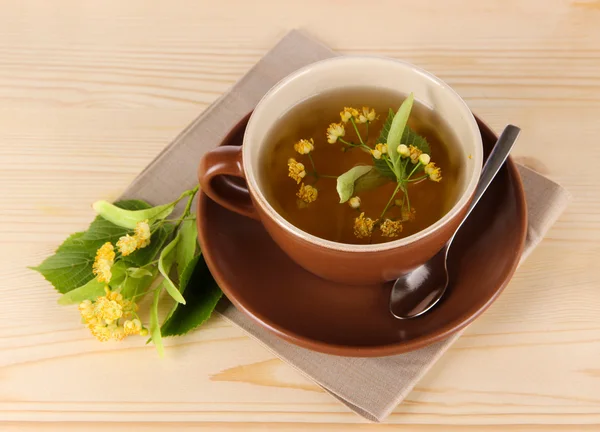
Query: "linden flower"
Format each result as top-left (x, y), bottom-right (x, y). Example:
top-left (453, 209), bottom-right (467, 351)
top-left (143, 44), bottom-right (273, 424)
top-left (123, 318), bottom-right (142, 336)
top-left (348, 196), bottom-right (361, 209)
top-left (94, 294), bottom-right (123, 324)
top-left (326, 123), bottom-right (345, 143)
top-left (340, 107), bottom-right (359, 123)
top-left (297, 183), bottom-right (318, 203)
top-left (357, 106), bottom-right (376, 123)
top-left (353, 212), bottom-right (377, 238)
top-left (380, 219), bottom-right (403, 237)
top-left (419, 153), bottom-right (431, 165)
top-left (371, 148), bottom-right (382, 159)
top-left (134, 220), bottom-right (151, 248)
top-left (375, 143), bottom-right (388, 155)
top-left (397, 144), bottom-right (410, 158)
top-left (294, 138), bottom-right (315, 155)
top-left (401, 206), bottom-right (416, 222)
top-left (89, 324), bottom-right (111, 342)
top-left (92, 242), bottom-right (115, 283)
top-left (116, 234), bottom-right (138, 256)
top-left (79, 287), bottom-right (143, 342)
top-left (408, 145), bottom-right (422, 164)
top-left (287, 158), bottom-right (306, 184)
top-left (425, 162), bottom-right (442, 182)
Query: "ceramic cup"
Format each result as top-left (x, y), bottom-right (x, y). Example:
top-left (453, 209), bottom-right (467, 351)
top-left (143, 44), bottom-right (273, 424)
top-left (198, 56), bottom-right (483, 285)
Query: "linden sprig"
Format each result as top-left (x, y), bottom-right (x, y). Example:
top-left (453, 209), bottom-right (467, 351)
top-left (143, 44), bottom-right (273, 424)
top-left (284, 93), bottom-right (443, 240)
top-left (31, 186), bottom-right (222, 355)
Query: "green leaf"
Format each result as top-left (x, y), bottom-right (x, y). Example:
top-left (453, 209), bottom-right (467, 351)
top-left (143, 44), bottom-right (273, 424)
top-left (336, 165), bottom-right (373, 203)
top-left (373, 157), bottom-right (397, 179)
top-left (57, 262), bottom-right (127, 304)
top-left (354, 168), bottom-right (393, 194)
top-left (157, 232), bottom-right (186, 304)
top-left (161, 252), bottom-right (200, 326)
top-left (92, 200), bottom-right (175, 230)
top-left (175, 217), bottom-right (198, 279)
top-left (376, 108), bottom-right (395, 144)
top-left (32, 249), bottom-right (95, 294)
top-left (56, 231), bottom-right (87, 252)
top-left (123, 223), bottom-right (174, 268)
top-left (387, 93), bottom-right (414, 170)
top-left (126, 267), bottom-right (153, 278)
top-left (57, 277), bottom-right (105, 305)
top-left (403, 125), bottom-right (431, 155)
top-left (162, 255), bottom-right (222, 337)
top-left (149, 287), bottom-right (164, 357)
top-left (120, 269), bottom-right (156, 299)
top-left (31, 200), bottom-right (152, 294)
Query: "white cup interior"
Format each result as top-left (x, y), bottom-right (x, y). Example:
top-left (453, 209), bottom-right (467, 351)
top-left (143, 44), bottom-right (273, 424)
top-left (243, 56), bottom-right (483, 252)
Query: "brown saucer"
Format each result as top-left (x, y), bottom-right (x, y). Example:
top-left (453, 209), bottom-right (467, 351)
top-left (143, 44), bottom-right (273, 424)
top-left (197, 115), bottom-right (527, 357)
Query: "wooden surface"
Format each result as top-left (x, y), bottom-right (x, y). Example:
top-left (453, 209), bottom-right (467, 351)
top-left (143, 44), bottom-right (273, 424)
top-left (1, 0), bottom-right (598, 430)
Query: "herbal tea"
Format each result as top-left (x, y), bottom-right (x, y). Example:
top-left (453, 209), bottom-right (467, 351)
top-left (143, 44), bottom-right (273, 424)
top-left (261, 87), bottom-right (461, 245)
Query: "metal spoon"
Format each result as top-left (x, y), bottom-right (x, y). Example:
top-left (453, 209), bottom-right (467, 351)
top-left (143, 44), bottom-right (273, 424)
top-left (390, 125), bottom-right (521, 319)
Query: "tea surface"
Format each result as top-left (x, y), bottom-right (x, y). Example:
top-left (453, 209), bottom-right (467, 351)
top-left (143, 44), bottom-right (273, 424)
top-left (262, 87), bottom-right (460, 245)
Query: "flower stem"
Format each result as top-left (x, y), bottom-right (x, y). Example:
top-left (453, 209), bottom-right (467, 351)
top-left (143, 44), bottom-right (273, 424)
top-left (350, 118), bottom-right (365, 146)
top-left (406, 162), bottom-right (422, 180)
top-left (403, 184), bottom-right (411, 213)
top-left (380, 183), bottom-right (402, 219)
top-left (406, 175), bottom-right (427, 183)
top-left (174, 186), bottom-right (199, 230)
top-left (339, 138), bottom-right (359, 146)
top-left (307, 153), bottom-right (317, 173)
top-left (365, 122), bottom-right (370, 142)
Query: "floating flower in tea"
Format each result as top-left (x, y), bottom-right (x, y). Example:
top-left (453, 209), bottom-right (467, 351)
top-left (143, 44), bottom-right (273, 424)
top-left (294, 138), bottom-right (315, 155)
top-left (326, 122), bottom-right (345, 143)
top-left (354, 212), bottom-right (377, 238)
top-left (348, 196), bottom-right (361, 209)
top-left (380, 219), bottom-right (403, 237)
top-left (340, 106), bottom-right (359, 123)
top-left (297, 183), bottom-right (318, 203)
top-left (358, 106), bottom-right (377, 123)
top-left (287, 158), bottom-right (306, 184)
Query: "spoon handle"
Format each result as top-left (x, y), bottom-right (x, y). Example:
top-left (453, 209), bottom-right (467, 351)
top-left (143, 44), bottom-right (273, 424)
top-left (453, 125), bottom-right (521, 238)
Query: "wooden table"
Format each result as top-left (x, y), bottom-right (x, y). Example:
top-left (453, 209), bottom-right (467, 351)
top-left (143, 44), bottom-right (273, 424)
top-left (1, 0), bottom-right (598, 430)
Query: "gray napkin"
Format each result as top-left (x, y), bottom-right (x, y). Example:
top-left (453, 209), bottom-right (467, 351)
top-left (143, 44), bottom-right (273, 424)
top-left (121, 30), bottom-right (570, 422)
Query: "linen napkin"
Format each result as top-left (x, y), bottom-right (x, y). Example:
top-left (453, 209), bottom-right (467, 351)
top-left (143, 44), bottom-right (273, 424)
top-left (121, 30), bottom-right (570, 422)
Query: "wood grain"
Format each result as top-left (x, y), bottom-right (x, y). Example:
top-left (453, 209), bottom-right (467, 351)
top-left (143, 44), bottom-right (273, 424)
top-left (1, 0), bottom-right (599, 429)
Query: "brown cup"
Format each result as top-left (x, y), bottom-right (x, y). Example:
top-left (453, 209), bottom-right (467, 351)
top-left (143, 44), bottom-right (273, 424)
top-left (198, 56), bottom-right (483, 285)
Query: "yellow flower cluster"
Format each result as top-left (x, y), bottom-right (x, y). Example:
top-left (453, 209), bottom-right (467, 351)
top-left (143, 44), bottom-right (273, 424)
top-left (294, 138), bottom-right (314, 155)
top-left (397, 144), bottom-right (442, 182)
top-left (425, 162), bottom-right (442, 182)
top-left (297, 183), bottom-right (318, 203)
top-left (340, 106), bottom-right (376, 124)
top-left (79, 286), bottom-right (147, 342)
top-left (353, 212), bottom-right (377, 238)
top-left (340, 107), bottom-right (359, 123)
top-left (326, 123), bottom-right (345, 144)
top-left (357, 106), bottom-right (376, 124)
top-left (399, 205), bottom-right (416, 222)
top-left (287, 158), bottom-right (306, 184)
top-left (380, 219), bottom-right (403, 237)
top-left (408, 145), bottom-right (422, 164)
top-left (116, 220), bottom-right (152, 257)
top-left (371, 143), bottom-right (388, 160)
top-left (93, 242), bottom-right (115, 283)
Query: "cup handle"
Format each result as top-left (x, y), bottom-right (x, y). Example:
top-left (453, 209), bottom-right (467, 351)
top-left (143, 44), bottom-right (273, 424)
top-left (198, 146), bottom-right (259, 220)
